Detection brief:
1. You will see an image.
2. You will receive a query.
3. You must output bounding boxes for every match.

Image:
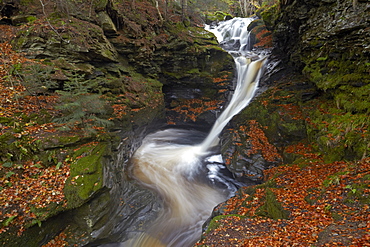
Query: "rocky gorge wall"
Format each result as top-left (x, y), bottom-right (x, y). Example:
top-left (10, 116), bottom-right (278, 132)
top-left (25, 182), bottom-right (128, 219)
top-left (273, 0), bottom-right (369, 161)
top-left (221, 0), bottom-right (370, 180)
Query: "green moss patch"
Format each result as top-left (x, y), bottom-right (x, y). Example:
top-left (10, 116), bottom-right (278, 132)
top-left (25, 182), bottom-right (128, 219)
top-left (205, 214), bottom-right (244, 234)
top-left (304, 100), bottom-right (369, 162)
top-left (255, 188), bottom-right (290, 220)
top-left (64, 142), bottom-right (107, 209)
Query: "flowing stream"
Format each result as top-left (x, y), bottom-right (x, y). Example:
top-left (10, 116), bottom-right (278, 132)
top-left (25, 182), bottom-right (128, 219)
top-left (126, 17), bottom-right (267, 247)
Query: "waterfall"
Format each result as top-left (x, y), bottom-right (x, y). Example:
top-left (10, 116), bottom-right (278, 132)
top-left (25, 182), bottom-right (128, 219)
top-left (201, 17), bottom-right (266, 152)
top-left (126, 17), bottom-right (267, 247)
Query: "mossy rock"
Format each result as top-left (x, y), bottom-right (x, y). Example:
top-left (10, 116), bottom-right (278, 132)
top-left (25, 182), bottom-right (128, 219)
top-left (203, 11), bottom-right (232, 23)
top-left (94, 0), bottom-right (109, 12)
top-left (213, 11), bottom-right (233, 22)
top-left (248, 19), bottom-right (265, 32)
top-left (13, 16), bottom-right (118, 63)
top-left (11, 15), bottom-right (37, 25)
top-left (304, 101), bottom-right (370, 162)
top-left (64, 142), bottom-right (107, 209)
top-left (40, 135), bottom-right (82, 149)
top-left (344, 177), bottom-right (370, 205)
top-left (205, 214), bottom-right (244, 234)
top-left (258, 4), bottom-right (279, 30)
top-left (255, 188), bottom-right (290, 220)
top-left (302, 58), bottom-right (370, 93)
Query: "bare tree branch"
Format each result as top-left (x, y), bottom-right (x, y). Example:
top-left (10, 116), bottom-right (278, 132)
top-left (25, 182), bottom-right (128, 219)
top-left (39, 0), bottom-right (70, 43)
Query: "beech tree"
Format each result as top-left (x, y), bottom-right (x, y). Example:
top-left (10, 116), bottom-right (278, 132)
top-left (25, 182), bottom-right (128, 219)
top-left (181, 0), bottom-right (188, 21)
top-left (238, 0), bottom-right (262, 17)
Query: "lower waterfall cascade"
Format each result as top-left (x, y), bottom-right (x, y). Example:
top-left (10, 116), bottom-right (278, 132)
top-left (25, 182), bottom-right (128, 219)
top-left (123, 17), bottom-right (269, 247)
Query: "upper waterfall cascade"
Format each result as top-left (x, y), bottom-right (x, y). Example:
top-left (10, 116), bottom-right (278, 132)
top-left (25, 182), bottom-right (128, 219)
top-left (125, 17), bottom-right (268, 247)
top-left (201, 17), bottom-right (267, 152)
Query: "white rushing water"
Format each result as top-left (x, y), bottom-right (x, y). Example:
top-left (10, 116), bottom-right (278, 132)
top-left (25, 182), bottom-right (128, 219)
top-left (127, 17), bottom-right (267, 247)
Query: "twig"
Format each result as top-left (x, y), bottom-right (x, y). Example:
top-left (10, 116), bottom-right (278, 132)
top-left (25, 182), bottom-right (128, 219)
top-left (39, 0), bottom-right (70, 44)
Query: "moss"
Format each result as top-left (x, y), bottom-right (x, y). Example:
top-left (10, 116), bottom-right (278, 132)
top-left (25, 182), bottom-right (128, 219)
top-left (304, 100), bottom-right (369, 162)
top-left (20, 0), bottom-right (35, 4)
top-left (205, 214), bottom-right (243, 234)
top-left (305, 59), bottom-right (367, 85)
top-left (0, 132), bottom-right (41, 163)
top-left (204, 11), bottom-right (233, 22)
top-left (302, 52), bottom-right (370, 102)
top-left (40, 134), bottom-right (82, 150)
top-left (322, 171), bottom-right (349, 187)
top-left (335, 84), bottom-right (370, 113)
top-left (259, 4), bottom-right (278, 29)
top-left (256, 188), bottom-right (289, 220)
top-left (344, 178), bottom-right (370, 205)
top-left (294, 156), bottom-right (320, 168)
top-left (146, 77), bottom-right (163, 89)
top-left (186, 68), bottom-right (200, 75)
top-left (12, 26), bottom-right (35, 49)
top-left (64, 143), bottom-right (106, 209)
top-left (27, 202), bottom-right (64, 227)
top-left (26, 16), bottom-right (37, 23)
top-left (316, 56), bottom-right (328, 61)
top-left (302, 62), bottom-right (324, 86)
top-left (202, 87), bottom-right (218, 98)
top-left (101, 48), bottom-right (116, 61)
top-left (279, 119), bottom-right (306, 136)
top-left (257, 178), bottom-right (278, 189)
top-left (94, 0), bottom-right (108, 11)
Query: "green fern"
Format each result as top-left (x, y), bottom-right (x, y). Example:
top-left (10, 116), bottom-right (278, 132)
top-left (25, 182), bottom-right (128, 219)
top-left (54, 76), bottom-right (112, 134)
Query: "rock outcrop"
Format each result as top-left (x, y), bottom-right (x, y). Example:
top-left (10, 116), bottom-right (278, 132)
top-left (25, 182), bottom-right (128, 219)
top-left (272, 0), bottom-right (369, 162)
top-left (222, 0), bottom-right (369, 179)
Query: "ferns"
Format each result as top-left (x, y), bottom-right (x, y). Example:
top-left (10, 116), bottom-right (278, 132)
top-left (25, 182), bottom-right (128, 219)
top-left (9, 62), bottom-right (113, 135)
top-left (54, 75), bottom-right (113, 134)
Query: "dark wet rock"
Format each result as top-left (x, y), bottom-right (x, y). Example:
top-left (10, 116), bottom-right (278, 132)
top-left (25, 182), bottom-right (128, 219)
top-left (0, 0), bottom-right (20, 19)
top-left (220, 73), bottom-right (316, 181)
top-left (271, 0), bottom-right (370, 162)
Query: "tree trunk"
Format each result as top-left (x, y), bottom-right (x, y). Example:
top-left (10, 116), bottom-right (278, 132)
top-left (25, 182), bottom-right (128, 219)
top-left (181, 0), bottom-right (187, 22)
top-left (239, 0), bottom-right (245, 17)
top-left (155, 0), bottom-right (163, 22)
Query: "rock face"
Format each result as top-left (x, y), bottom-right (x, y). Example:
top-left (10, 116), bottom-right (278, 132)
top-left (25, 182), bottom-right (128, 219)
top-left (273, 0), bottom-right (370, 111)
top-left (273, 0), bottom-right (369, 162)
top-left (274, 0), bottom-right (369, 71)
top-left (221, 0), bottom-right (370, 178)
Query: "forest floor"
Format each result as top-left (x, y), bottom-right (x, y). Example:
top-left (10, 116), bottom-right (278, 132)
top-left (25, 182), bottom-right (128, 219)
top-left (196, 143), bottom-right (370, 246)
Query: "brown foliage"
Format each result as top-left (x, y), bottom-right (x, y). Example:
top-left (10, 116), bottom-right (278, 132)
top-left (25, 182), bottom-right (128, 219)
top-left (198, 145), bottom-right (370, 246)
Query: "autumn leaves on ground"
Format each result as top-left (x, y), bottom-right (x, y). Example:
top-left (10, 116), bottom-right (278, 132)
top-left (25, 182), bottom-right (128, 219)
top-left (197, 149), bottom-right (370, 246)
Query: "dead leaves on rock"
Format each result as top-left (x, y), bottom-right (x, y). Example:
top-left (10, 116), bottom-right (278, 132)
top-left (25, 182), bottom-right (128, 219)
top-left (0, 160), bottom-right (70, 235)
top-left (198, 144), bottom-right (370, 246)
